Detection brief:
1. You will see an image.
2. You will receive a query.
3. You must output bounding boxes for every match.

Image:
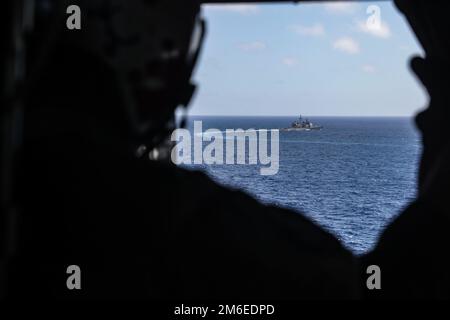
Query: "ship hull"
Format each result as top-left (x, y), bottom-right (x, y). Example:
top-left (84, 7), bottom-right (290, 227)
top-left (280, 126), bottom-right (323, 132)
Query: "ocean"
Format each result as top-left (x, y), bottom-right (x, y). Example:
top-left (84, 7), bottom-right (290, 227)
top-left (183, 116), bottom-right (421, 255)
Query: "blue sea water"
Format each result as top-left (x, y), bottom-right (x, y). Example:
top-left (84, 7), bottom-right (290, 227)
top-left (184, 116), bottom-right (421, 255)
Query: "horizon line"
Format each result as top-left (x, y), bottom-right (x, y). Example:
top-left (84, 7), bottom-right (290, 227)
top-left (185, 114), bottom-right (417, 118)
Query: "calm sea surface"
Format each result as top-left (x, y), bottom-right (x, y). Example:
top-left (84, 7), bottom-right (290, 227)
top-left (183, 116), bottom-right (421, 254)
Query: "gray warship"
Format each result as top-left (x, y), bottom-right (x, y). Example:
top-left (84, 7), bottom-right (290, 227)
top-left (281, 115), bottom-right (323, 131)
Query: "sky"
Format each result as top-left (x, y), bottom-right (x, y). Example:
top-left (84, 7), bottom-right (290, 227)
top-left (186, 1), bottom-right (429, 117)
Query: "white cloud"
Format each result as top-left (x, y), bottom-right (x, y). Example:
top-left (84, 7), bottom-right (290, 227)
top-left (362, 64), bottom-right (376, 73)
top-left (356, 20), bottom-right (391, 39)
top-left (333, 37), bottom-right (360, 54)
top-left (324, 2), bottom-right (358, 14)
top-left (238, 41), bottom-right (266, 52)
top-left (282, 57), bottom-right (299, 67)
top-left (290, 23), bottom-right (325, 37)
top-left (205, 4), bottom-right (260, 15)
